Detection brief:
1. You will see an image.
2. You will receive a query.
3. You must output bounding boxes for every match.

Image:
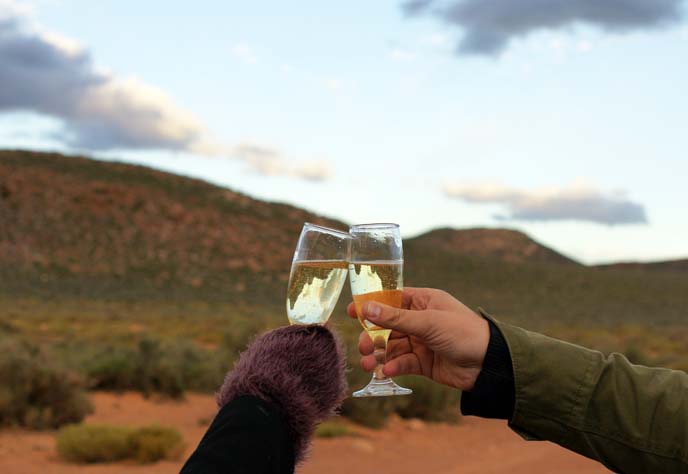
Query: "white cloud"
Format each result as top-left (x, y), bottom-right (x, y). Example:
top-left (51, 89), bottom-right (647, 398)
top-left (0, 7), bottom-right (204, 150)
top-left (293, 160), bottom-right (331, 182)
top-left (211, 143), bottom-right (331, 182)
top-left (38, 30), bottom-right (83, 57)
top-left (0, 7), bottom-right (332, 181)
top-left (444, 181), bottom-right (648, 225)
top-left (0, 0), bottom-right (32, 19)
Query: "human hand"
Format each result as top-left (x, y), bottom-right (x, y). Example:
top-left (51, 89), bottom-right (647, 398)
top-left (348, 287), bottom-right (489, 391)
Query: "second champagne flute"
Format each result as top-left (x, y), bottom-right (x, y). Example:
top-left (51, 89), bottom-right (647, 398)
top-left (286, 223), bottom-right (351, 325)
top-left (348, 223), bottom-right (412, 397)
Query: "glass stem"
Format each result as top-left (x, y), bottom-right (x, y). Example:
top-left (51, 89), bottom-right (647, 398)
top-left (372, 337), bottom-right (389, 381)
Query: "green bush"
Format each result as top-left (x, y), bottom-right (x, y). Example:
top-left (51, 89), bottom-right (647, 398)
top-left (85, 348), bottom-right (138, 391)
top-left (128, 425), bottom-right (185, 463)
top-left (0, 338), bottom-right (92, 429)
top-left (623, 344), bottom-right (652, 366)
top-left (394, 376), bottom-right (461, 423)
top-left (82, 337), bottom-right (229, 398)
top-left (136, 338), bottom-right (185, 398)
top-left (315, 421), bottom-right (354, 438)
top-left (166, 340), bottom-right (228, 393)
top-left (56, 423), bottom-right (184, 464)
top-left (57, 424), bottom-right (133, 463)
top-left (220, 317), bottom-right (265, 357)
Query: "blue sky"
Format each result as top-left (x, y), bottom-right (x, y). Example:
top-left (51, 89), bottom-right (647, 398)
top-left (1, 0), bottom-right (687, 263)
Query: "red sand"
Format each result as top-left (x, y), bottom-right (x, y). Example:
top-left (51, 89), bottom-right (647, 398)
top-left (0, 392), bottom-right (608, 474)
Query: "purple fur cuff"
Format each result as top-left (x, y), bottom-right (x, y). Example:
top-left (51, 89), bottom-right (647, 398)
top-left (217, 324), bottom-right (348, 463)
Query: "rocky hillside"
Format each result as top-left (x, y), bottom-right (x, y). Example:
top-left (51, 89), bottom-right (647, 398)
top-left (0, 150), bottom-right (345, 302)
top-left (408, 227), bottom-right (576, 265)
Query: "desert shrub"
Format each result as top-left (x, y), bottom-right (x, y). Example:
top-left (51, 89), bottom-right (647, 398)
top-left (57, 423), bottom-right (184, 464)
top-left (672, 356), bottom-right (688, 374)
top-left (394, 376), bottom-right (461, 423)
top-left (136, 337), bottom-right (185, 398)
top-left (166, 340), bottom-right (228, 393)
top-left (0, 338), bottom-right (92, 429)
top-left (128, 425), bottom-right (185, 462)
top-left (341, 377), bottom-right (461, 427)
top-left (340, 365), bottom-right (404, 428)
top-left (57, 424), bottom-right (133, 463)
top-left (623, 344), bottom-right (652, 366)
top-left (84, 347), bottom-right (138, 391)
top-left (82, 337), bottom-right (229, 398)
top-left (220, 317), bottom-right (266, 357)
top-left (315, 421), bottom-right (354, 438)
top-left (340, 395), bottom-right (399, 428)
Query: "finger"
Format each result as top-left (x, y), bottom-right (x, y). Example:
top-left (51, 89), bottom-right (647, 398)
top-left (383, 353), bottom-right (422, 377)
top-left (358, 331), bottom-right (373, 356)
top-left (401, 287), bottom-right (420, 309)
top-left (360, 354), bottom-right (376, 372)
top-left (386, 337), bottom-right (412, 360)
top-left (361, 301), bottom-right (433, 338)
top-left (388, 330), bottom-right (408, 340)
top-left (347, 302), bottom-right (357, 319)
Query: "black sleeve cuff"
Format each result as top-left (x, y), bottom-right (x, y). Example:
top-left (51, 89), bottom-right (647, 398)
top-left (180, 395), bottom-right (294, 474)
top-left (460, 318), bottom-right (515, 420)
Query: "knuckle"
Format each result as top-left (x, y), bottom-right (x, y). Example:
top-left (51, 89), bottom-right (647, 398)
top-left (387, 307), bottom-right (403, 324)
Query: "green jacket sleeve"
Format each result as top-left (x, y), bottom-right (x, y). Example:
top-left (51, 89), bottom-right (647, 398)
top-left (492, 319), bottom-right (688, 474)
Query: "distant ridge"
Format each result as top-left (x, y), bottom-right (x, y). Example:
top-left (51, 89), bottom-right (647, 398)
top-left (407, 227), bottom-right (577, 265)
top-left (597, 259), bottom-right (688, 273)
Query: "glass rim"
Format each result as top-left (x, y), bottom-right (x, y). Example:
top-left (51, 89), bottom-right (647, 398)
top-left (349, 223), bottom-right (400, 230)
top-left (303, 222), bottom-right (352, 239)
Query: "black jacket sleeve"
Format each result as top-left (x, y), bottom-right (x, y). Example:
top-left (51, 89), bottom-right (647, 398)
top-left (460, 318), bottom-right (516, 420)
top-left (180, 395), bottom-right (295, 474)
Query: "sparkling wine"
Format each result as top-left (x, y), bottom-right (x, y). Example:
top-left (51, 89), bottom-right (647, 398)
top-left (349, 261), bottom-right (403, 341)
top-left (286, 260), bottom-right (348, 325)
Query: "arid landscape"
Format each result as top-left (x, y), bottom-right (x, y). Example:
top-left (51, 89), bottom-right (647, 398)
top-left (0, 392), bottom-right (607, 474)
top-left (1, 151), bottom-right (685, 472)
top-left (2, 0), bottom-right (687, 467)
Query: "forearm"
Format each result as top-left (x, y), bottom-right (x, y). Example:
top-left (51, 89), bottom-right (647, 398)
top-left (493, 316), bottom-right (688, 473)
top-left (181, 325), bottom-right (347, 474)
top-left (181, 395), bottom-right (293, 474)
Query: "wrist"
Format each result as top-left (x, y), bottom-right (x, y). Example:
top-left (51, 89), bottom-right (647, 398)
top-left (460, 311), bottom-right (515, 420)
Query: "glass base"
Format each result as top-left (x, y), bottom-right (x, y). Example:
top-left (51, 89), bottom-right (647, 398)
top-left (353, 377), bottom-right (413, 397)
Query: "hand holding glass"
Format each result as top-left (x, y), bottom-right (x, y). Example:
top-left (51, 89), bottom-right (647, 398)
top-left (349, 223), bottom-right (412, 397)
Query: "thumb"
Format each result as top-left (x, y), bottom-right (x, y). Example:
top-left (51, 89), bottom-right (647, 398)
top-left (362, 301), bottom-right (430, 337)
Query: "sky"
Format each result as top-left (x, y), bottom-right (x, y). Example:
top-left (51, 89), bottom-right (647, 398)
top-left (1, 0), bottom-right (687, 264)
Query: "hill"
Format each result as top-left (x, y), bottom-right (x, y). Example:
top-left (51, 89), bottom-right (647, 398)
top-left (1, 149), bottom-right (687, 330)
top-left (407, 227), bottom-right (577, 265)
top-left (0, 149), bottom-right (345, 304)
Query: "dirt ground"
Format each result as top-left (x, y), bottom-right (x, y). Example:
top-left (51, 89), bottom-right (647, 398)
top-left (0, 392), bottom-right (608, 474)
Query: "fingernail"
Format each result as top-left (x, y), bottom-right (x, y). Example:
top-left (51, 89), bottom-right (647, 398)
top-left (365, 302), bottom-right (381, 320)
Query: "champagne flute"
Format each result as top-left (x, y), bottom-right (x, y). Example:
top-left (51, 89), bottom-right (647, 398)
top-left (349, 223), bottom-right (412, 397)
top-left (286, 223), bottom-right (351, 325)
